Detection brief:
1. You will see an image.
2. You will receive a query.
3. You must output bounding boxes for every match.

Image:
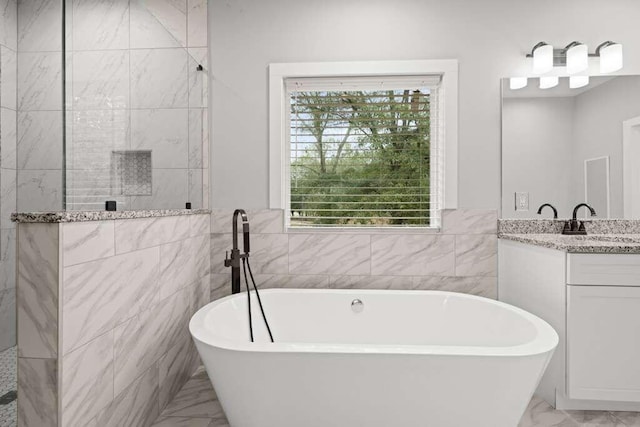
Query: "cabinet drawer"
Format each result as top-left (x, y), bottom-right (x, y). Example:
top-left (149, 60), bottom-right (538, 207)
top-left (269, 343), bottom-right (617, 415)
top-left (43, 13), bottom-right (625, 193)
top-left (567, 253), bottom-right (640, 286)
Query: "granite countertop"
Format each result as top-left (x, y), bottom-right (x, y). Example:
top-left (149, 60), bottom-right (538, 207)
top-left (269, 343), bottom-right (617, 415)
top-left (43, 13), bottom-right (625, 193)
top-left (12, 209), bottom-right (211, 223)
top-left (499, 233), bottom-right (640, 254)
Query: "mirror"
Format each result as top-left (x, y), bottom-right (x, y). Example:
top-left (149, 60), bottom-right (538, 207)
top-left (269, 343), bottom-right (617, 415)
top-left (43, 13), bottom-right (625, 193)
top-left (501, 75), bottom-right (640, 219)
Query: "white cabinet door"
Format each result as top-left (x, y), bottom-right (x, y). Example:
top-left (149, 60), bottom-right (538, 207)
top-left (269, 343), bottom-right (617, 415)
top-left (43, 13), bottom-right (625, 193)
top-left (568, 285), bottom-right (640, 402)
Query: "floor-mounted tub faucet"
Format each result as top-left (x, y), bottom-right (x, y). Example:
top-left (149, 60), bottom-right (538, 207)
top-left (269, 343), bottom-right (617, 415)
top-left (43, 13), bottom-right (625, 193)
top-left (562, 203), bottom-right (596, 235)
top-left (537, 203), bottom-right (558, 219)
top-left (224, 209), bottom-right (250, 294)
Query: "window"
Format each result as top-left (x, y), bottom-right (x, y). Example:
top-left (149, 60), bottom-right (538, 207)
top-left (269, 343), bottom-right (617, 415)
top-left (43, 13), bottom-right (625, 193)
top-left (269, 61), bottom-right (458, 229)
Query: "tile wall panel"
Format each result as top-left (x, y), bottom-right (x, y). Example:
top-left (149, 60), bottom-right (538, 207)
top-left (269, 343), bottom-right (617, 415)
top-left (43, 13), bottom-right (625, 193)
top-left (0, 0), bottom-right (17, 355)
top-left (289, 234), bottom-right (371, 275)
top-left (130, 0), bottom-right (186, 49)
top-left (17, 170), bottom-right (63, 212)
top-left (17, 111), bottom-right (63, 170)
top-left (210, 209), bottom-right (498, 301)
top-left (17, 357), bottom-right (57, 427)
top-left (0, 45), bottom-right (16, 109)
top-left (71, 0), bottom-right (130, 51)
top-left (0, 107), bottom-right (17, 168)
top-left (17, 223), bottom-right (59, 358)
top-left (91, 362), bottom-right (160, 427)
top-left (62, 246), bottom-right (161, 353)
top-left (370, 234), bottom-right (455, 276)
top-left (17, 52), bottom-right (62, 112)
top-left (17, 0), bottom-right (61, 52)
top-left (112, 288), bottom-right (189, 395)
top-left (60, 331), bottom-right (115, 426)
top-left (16, 0), bottom-right (64, 214)
top-left (0, 0), bottom-right (17, 50)
top-left (0, 169), bottom-right (16, 229)
top-left (16, 213), bottom-right (210, 427)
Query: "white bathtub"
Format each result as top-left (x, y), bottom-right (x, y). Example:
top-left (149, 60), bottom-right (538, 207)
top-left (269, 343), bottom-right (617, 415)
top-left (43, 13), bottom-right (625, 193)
top-left (190, 289), bottom-right (558, 427)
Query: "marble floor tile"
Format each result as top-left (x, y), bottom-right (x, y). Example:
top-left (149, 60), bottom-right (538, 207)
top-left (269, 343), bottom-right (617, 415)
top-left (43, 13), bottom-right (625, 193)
top-left (518, 396), bottom-right (581, 427)
top-left (155, 372), bottom-right (640, 427)
top-left (152, 416), bottom-right (216, 427)
top-left (159, 369), bottom-right (223, 419)
top-left (563, 410), bottom-right (627, 426)
top-left (612, 412), bottom-right (640, 426)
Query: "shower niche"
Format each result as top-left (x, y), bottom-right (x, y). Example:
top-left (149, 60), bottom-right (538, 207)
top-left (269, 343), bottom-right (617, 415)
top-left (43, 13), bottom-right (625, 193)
top-left (111, 150), bottom-right (153, 197)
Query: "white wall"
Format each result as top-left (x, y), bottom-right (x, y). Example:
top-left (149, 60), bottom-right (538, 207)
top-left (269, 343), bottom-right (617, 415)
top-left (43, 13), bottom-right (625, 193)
top-left (502, 97), bottom-right (575, 218)
top-left (209, 0), bottom-right (640, 209)
top-left (571, 75), bottom-right (640, 218)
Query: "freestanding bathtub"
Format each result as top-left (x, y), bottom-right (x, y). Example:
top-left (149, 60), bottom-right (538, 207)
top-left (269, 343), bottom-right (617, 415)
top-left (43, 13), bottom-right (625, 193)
top-left (190, 289), bottom-right (558, 427)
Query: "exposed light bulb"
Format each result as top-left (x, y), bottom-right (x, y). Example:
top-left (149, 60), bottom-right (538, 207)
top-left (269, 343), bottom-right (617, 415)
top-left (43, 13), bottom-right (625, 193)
top-left (569, 75), bottom-right (589, 89)
top-left (532, 43), bottom-right (554, 74)
top-left (599, 42), bottom-right (623, 73)
top-left (509, 77), bottom-right (528, 90)
top-left (566, 43), bottom-right (588, 74)
top-left (539, 76), bottom-right (559, 89)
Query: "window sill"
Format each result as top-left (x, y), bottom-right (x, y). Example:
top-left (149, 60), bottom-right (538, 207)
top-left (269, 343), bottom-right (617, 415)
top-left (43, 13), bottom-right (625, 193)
top-left (285, 226), bottom-right (441, 235)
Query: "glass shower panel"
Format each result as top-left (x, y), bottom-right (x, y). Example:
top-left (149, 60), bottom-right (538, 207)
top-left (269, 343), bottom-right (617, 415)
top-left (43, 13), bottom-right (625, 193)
top-left (64, 0), bottom-right (209, 211)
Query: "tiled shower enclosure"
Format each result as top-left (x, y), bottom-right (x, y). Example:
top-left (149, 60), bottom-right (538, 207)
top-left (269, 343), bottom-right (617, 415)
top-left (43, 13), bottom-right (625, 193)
top-left (65, 0), bottom-right (209, 211)
top-left (1, 0), bottom-right (209, 425)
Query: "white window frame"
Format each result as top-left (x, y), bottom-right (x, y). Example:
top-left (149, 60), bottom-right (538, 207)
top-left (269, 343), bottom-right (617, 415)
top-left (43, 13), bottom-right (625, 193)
top-left (268, 60), bottom-right (458, 229)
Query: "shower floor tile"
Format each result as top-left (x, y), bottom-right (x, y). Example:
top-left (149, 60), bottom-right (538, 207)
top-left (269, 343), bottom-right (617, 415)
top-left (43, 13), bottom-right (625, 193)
top-left (0, 346), bottom-right (16, 427)
top-left (155, 368), bottom-right (639, 427)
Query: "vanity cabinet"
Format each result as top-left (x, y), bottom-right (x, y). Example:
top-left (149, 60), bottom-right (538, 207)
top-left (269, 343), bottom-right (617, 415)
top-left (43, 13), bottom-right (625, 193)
top-left (499, 240), bottom-right (640, 411)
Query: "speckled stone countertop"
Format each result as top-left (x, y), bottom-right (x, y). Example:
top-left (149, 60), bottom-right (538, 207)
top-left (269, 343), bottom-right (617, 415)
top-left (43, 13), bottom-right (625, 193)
top-left (499, 233), bottom-right (640, 253)
top-left (498, 218), bottom-right (640, 235)
top-left (11, 209), bottom-right (211, 223)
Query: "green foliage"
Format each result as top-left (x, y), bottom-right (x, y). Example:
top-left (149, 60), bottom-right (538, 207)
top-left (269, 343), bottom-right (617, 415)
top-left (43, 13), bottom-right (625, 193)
top-left (290, 89), bottom-right (432, 227)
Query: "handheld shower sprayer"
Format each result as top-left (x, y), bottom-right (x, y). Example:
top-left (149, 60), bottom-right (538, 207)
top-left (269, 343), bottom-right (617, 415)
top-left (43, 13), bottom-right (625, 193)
top-left (224, 209), bottom-right (274, 343)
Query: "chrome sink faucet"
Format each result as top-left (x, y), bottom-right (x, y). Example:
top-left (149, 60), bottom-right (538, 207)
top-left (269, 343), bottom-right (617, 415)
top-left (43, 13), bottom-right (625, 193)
top-left (562, 203), bottom-right (596, 235)
top-left (224, 209), bottom-right (250, 294)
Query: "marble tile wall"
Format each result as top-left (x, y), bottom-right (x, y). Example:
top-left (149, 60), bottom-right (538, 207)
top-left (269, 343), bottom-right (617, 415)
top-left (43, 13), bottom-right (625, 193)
top-left (16, 0), bottom-right (63, 212)
top-left (0, 0), bottom-right (17, 352)
top-left (210, 209), bottom-right (498, 301)
top-left (65, 0), bottom-right (209, 211)
top-left (16, 214), bottom-right (210, 426)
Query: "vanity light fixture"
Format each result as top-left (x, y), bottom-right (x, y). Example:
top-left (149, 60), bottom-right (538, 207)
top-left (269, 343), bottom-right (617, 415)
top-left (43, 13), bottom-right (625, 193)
top-left (531, 42), bottom-right (554, 74)
top-left (569, 75), bottom-right (589, 89)
top-left (597, 41), bottom-right (623, 73)
top-left (526, 40), bottom-right (623, 75)
top-left (565, 42), bottom-right (588, 74)
top-left (509, 77), bottom-right (528, 90)
top-left (539, 76), bottom-right (559, 89)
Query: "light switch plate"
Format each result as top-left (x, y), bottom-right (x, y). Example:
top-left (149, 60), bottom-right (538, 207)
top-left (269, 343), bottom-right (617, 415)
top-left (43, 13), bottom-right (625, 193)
top-left (515, 192), bottom-right (529, 211)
